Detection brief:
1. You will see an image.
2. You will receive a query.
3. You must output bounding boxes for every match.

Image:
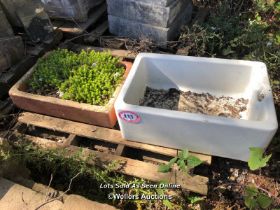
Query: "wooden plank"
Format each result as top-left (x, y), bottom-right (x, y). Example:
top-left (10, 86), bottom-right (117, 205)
top-left (18, 112), bottom-right (212, 165)
top-left (94, 145), bottom-right (114, 153)
top-left (13, 132), bottom-right (60, 149)
top-left (77, 146), bottom-right (208, 195)
top-left (115, 144), bottom-right (125, 156)
top-left (143, 156), bottom-right (169, 165)
top-left (84, 20), bottom-right (109, 43)
top-left (17, 133), bottom-right (208, 195)
top-left (52, 4), bottom-right (106, 35)
top-left (65, 134), bottom-right (78, 146)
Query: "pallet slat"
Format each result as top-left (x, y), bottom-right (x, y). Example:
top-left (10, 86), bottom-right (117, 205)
top-left (15, 133), bottom-right (208, 195)
top-left (115, 144), bottom-right (125, 156)
top-left (18, 112), bottom-right (211, 165)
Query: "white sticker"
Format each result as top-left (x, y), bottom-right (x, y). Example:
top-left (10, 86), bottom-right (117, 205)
top-left (119, 111), bottom-right (141, 123)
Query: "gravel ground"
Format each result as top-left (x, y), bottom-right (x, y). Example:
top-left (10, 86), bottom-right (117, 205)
top-left (140, 87), bottom-right (249, 119)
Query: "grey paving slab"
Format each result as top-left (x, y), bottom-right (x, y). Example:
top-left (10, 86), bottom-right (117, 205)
top-left (108, 2), bottom-right (192, 43)
top-left (107, 0), bottom-right (191, 27)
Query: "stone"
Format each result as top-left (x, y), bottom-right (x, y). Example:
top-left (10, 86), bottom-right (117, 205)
top-left (0, 0), bottom-right (54, 43)
top-left (15, 0), bottom-right (54, 43)
top-left (0, 178), bottom-right (119, 210)
top-left (63, 195), bottom-right (118, 210)
top-left (0, 36), bottom-right (24, 72)
top-left (119, 0), bottom-right (174, 7)
top-left (108, 2), bottom-right (192, 43)
top-left (0, 178), bottom-right (63, 210)
top-left (41, 0), bottom-right (104, 22)
top-left (0, 7), bottom-right (13, 37)
top-left (107, 0), bottom-right (190, 27)
top-left (0, 0), bottom-right (22, 27)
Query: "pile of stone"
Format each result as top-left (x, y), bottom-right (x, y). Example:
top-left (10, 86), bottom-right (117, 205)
top-left (0, 6), bottom-right (24, 73)
top-left (40, 0), bottom-right (105, 22)
top-left (0, 7), bottom-right (13, 38)
top-left (0, 0), bottom-right (54, 43)
top-left (0, 37), bottom-right (24, 73)
top-left (107, 0), bottom-right (193, 43)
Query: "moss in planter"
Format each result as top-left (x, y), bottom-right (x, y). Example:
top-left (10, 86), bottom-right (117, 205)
top-left (28, 49), bottom-right (125, 106)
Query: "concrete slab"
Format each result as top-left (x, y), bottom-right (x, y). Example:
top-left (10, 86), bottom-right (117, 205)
top-left (107, 0), bottom-right (191, 27)
top-left (117, 0), bottom-right (174, 7)
top-left (63, 195), bottom-right (117, 210)
top-left (0, 178), bottom-right (118, 210)
top-left (0, 178), bottom-right (63, 210)
top-left (108, 1), bottom-right (192, 43)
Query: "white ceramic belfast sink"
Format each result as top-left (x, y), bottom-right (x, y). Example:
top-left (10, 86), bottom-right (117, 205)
top-left (115, 53), bottom-right (278, 161)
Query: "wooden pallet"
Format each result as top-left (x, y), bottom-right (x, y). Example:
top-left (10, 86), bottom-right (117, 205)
top-left (13, 112), bottom-right (211, 195)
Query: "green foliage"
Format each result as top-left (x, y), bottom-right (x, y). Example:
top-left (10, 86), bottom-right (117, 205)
top-left (29, 49), bottom-right (125, 106)
top-left (181, 2), bottom-right (279, 60)
top-left (156, 182), bottom-right (175, 209)
top-left (158, 149), bottom-right (202, 173)
top-left (2, 140), bottom-right (186, 210)
top-left (179, 0), bottom-right (280, 105)
top-left (253, 0), bottom-right (275, 12)
top-left (245, 148), bottom-right (273, 209)
top-left (244, 185), bottom-right (272, 209)
top-left (248, 147), bottom-right (272, 171)
top-left (188, 196), bottom-right (204, 205)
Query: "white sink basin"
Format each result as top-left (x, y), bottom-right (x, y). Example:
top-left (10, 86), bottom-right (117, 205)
top-left (115, 53), bottom-right (278, 161)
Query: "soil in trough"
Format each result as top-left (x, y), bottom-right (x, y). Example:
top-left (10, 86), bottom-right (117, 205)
top-left (140, 87), bottom-right (249, 119)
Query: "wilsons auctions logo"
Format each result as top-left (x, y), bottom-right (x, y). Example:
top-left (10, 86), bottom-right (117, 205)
top-left (119, 111), bottom-right (141, 123)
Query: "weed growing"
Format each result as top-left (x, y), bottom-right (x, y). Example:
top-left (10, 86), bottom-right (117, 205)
top-left (179, 0), bottom-right (280, 103)
top-left (0, 140), bottom-right (188, 209)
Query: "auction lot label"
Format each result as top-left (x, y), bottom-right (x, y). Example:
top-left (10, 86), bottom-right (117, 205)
top-left (119, 111), bottom-right (141, 123)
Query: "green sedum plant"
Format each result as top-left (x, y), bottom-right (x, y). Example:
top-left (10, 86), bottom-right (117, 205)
top-left (29, 49), bottom-right (125, 106)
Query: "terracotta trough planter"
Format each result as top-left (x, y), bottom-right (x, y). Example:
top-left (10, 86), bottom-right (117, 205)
top-left (9, 50), bottom-right (132, 128)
